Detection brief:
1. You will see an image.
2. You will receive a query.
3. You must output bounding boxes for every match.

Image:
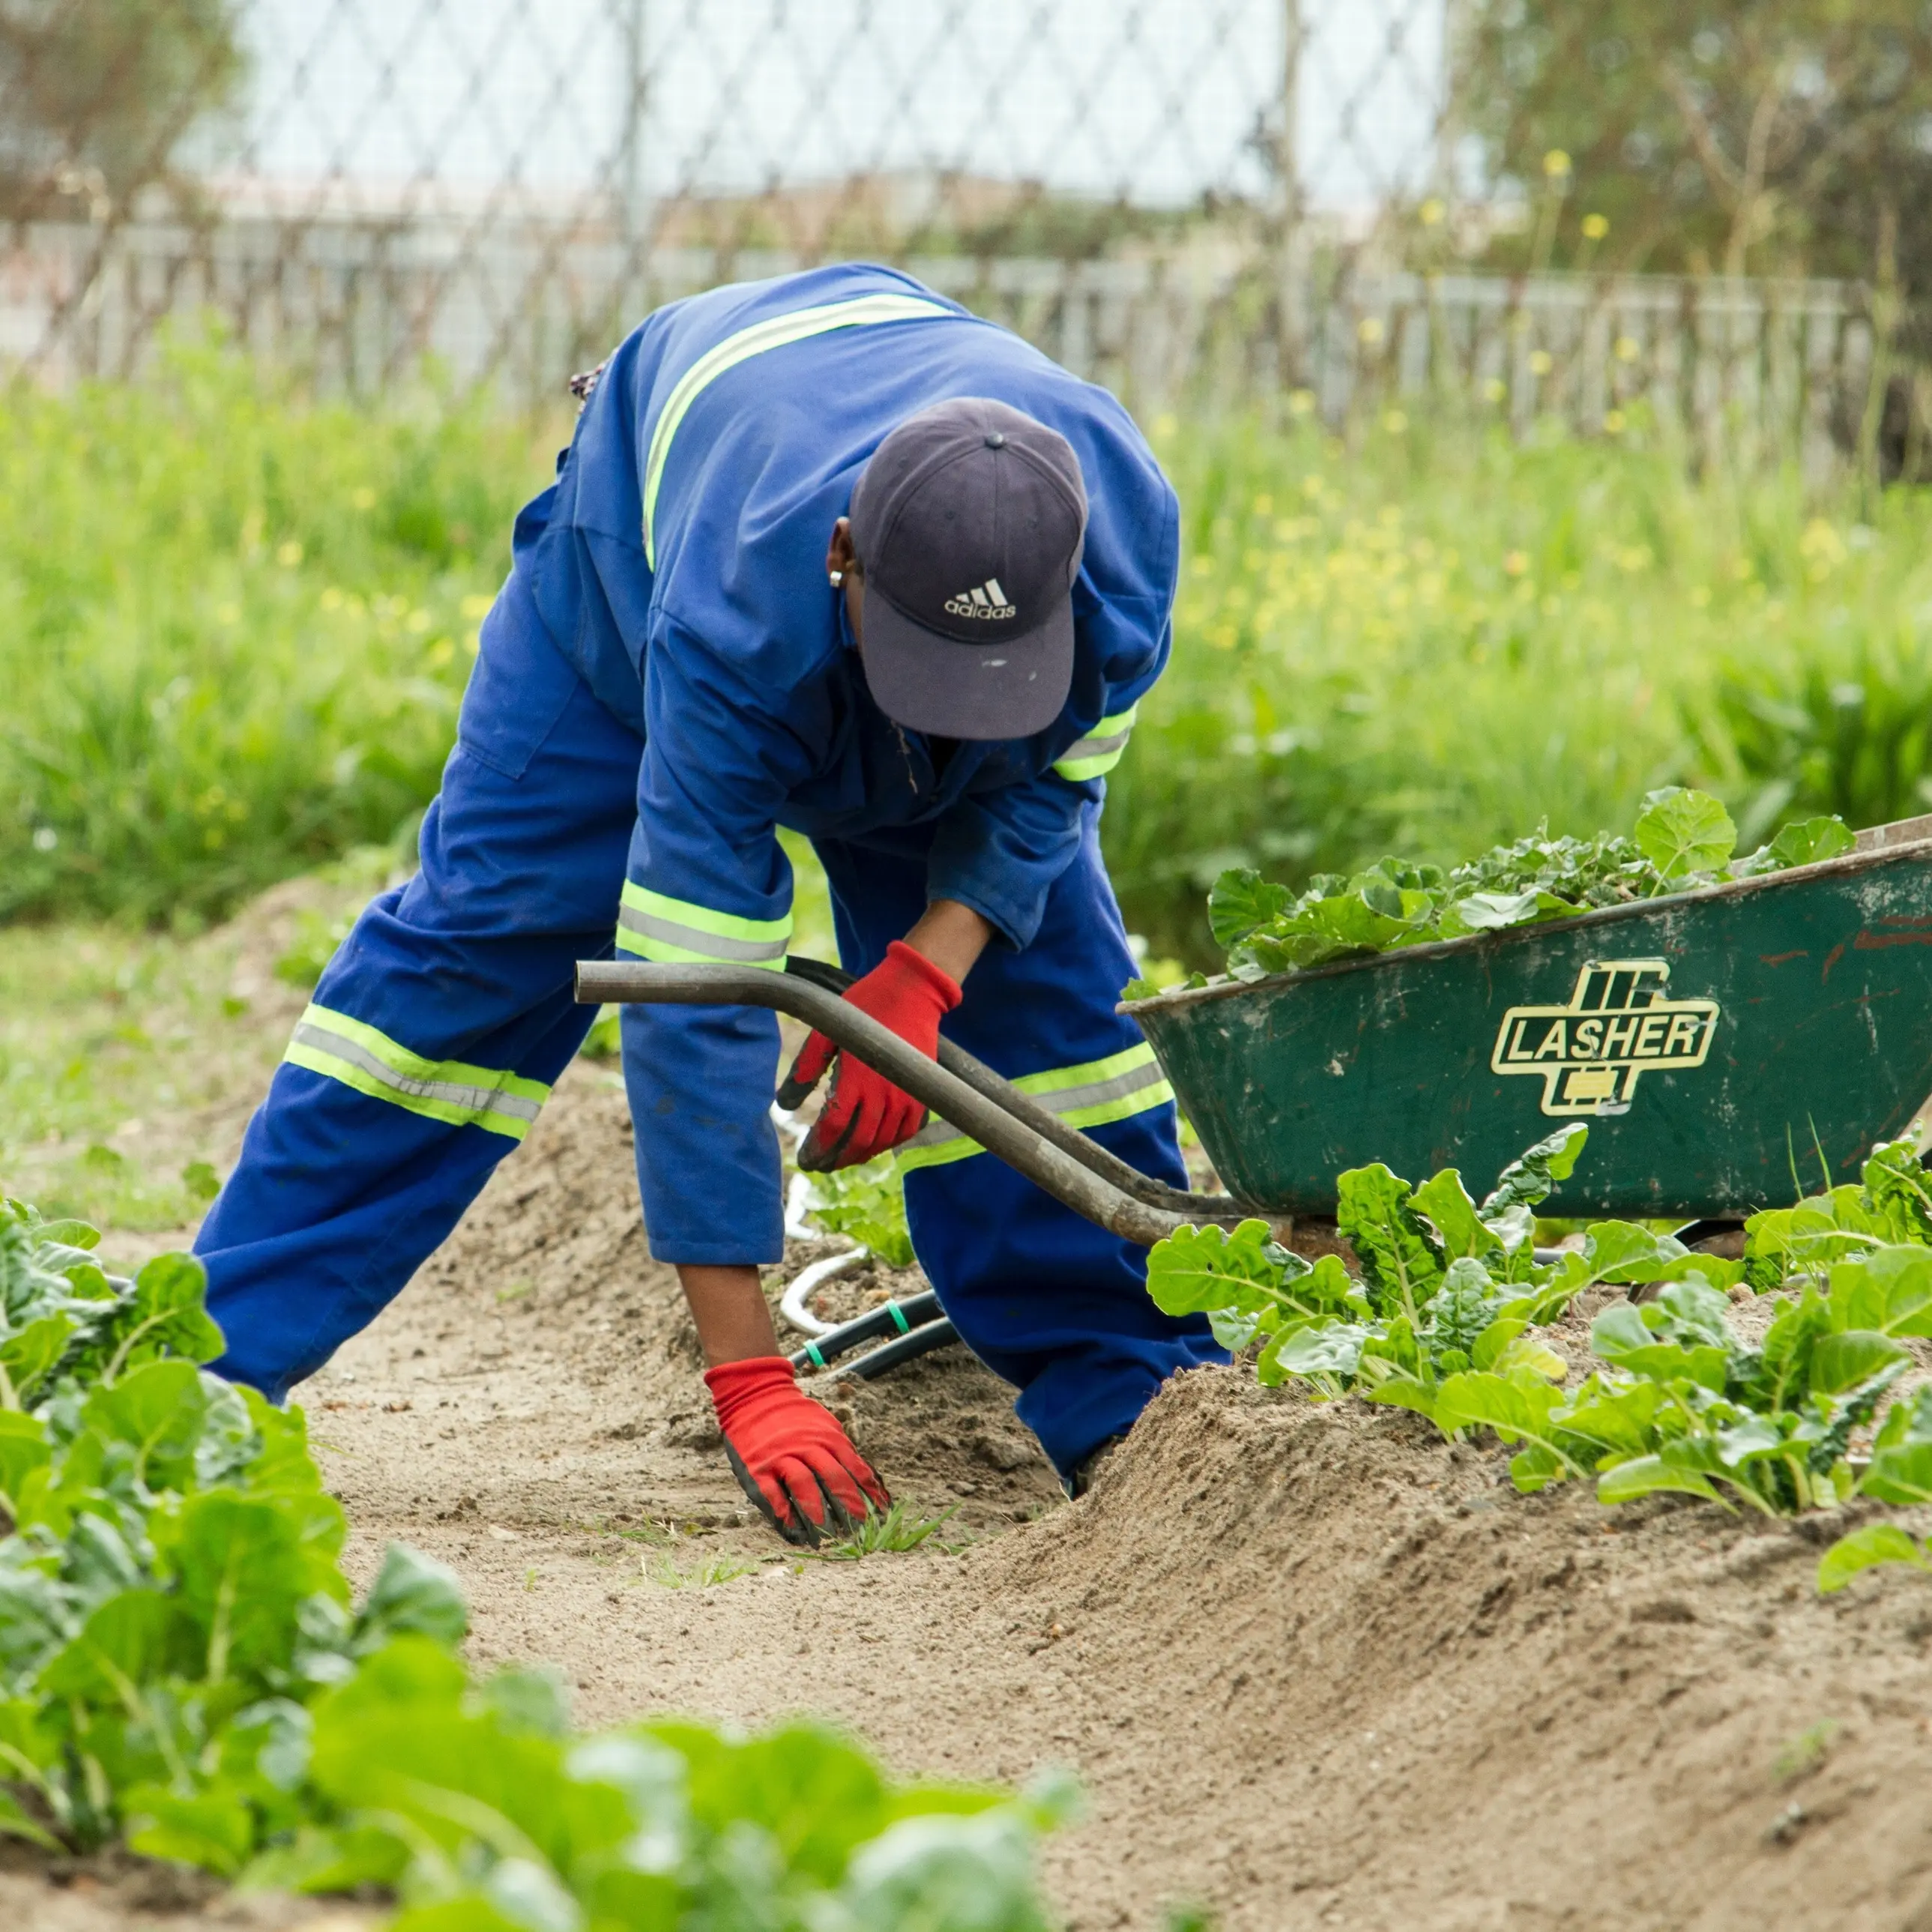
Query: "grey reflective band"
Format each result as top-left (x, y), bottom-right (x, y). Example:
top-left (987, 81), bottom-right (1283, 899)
top-left (615, 905), bottom-right (791, 965)
top-left (288, 1022), bottom-right (544, 1126)
top-left (1064, 724), bottom-right (1132, 761)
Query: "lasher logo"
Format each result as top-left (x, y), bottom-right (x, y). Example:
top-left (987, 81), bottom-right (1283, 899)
top-left (945, 579), bottom-right (1017, 620)
top-left (1491, 959), bottom-right (1719, 1117)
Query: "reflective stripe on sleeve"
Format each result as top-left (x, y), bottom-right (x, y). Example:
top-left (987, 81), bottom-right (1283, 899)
top-left (642, 292), bottom-right (955, 568)
top-left (1052, 704), bottom-right (1139, 782)
top-left (615, 881), bottom-right (791, 970)
top-left (283, 1006), bottom-right (550, 1142)
top-left (896, 1040), bottom-right (1174, 1174)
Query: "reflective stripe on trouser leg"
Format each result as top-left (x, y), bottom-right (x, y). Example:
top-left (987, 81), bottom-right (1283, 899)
top-left (284, 1005), bottom-right (551, 1141)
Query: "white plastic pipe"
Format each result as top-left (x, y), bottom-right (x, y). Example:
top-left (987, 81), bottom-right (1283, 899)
top-left (779, 1246), bottom-right (867, 1338)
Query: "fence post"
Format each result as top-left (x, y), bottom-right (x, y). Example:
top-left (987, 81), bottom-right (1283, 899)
top-left (1273, 0), bottom-right (1305, 402)
top-left (617, 0), bottom-right (650, 316)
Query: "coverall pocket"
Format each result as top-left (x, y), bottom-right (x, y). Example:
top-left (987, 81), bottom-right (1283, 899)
top-left (454, 576), bottom-right (580, 782)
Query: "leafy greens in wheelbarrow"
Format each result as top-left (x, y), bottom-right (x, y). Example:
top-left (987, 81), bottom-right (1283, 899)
top-left (1196, 788), bottom-right (1853, 982)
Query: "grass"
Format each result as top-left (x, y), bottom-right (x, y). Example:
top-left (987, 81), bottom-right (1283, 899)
top-left (8, 342), bottom-right (1932, 973)
top-left (0, 329), bottom-right (543, 928)
top-left (1115, 405), bottom-right (1932, 960)
top-left (812, 1500), bottom-right (964, 1560)
top-left (641, 1550), bottom-right (761, 1589)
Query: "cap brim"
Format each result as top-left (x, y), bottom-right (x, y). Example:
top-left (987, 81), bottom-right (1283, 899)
top-left (859, 585), bottom-right (1074, 740)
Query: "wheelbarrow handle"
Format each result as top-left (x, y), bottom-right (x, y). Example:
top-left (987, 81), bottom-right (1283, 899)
top-left (778, 953), bottom-right (1236, 1222)
top-left (574, 959), bottom-right (1259, 1249)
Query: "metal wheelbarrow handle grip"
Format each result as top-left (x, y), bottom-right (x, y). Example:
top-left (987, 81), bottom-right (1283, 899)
top-left (574, 959), bottom-right (1252, 1248)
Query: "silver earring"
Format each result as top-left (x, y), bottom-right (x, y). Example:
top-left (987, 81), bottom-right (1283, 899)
top-left (828, 570), bottom-right (845, 588)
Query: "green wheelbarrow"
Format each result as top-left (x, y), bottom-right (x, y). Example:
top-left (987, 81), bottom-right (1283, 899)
top-left (576, 811), bottom-right (1932, 1246)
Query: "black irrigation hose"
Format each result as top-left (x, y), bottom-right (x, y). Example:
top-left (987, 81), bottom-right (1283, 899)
top-left (831, 1318), bottom-right (961, 1381)
top-left (788, 1290), bottom-right (944, 1372)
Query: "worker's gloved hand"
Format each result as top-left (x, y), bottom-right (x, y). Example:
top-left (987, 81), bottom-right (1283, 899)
top-left (779, 940), bottom-right (962, 1171)
top-left (704, 1355), bottom-right (888, 1545)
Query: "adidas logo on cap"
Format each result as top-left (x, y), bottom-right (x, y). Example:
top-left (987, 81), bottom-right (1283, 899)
top-left (944, 578), bottom-right (1017, 621)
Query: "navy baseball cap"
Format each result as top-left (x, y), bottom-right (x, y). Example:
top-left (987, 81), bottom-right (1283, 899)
top-left (848, 397), bottom-right (1088, 740)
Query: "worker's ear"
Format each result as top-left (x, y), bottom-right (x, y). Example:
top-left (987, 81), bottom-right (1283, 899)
top-left (826, 517), bottom-right (859, 581)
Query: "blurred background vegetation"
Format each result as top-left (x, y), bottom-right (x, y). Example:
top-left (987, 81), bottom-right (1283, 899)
top-left (4, 334), bottom-right (1932, 970)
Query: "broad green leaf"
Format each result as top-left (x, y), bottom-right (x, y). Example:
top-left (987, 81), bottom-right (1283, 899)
top-left (1258, 1320), bottom-right (1367, 1389)
top-left (1207, 869), bottom-right (1293, 948)
top-left (1482, 1124), bottom-right (1587, 1216)
top-left (842, 1807), bottom-right (1050, 1932)
top-left (353, 1543), bottom-right (469, 1653)
top-left (1432, 1371), bottom-right (1573, 1467)
top-left (1590, 1305), bottom-right (1727, 1390)
top-left (1594, 1454), bottom-right (1719, 1506)
top-left (0, 1411), bottom-right (49, 1516)
top-left (1817, 1523), bottom-right (1930, 1594)
top-left (1551, 1377), bottom-right (1668, 1462)
top-left (156, 1489), bottom-right (351, 1683)
top-left (124, 1783), bottom-right (257, 1878)
top-left (35, 1588), bottom-right (199, 1700)
top-left (77, 1252), bottom-right (224, 1382)
top-left (1766, 816), bottom-right (1855, 870)
top-left (1337, 1164), bottom-right (1443, 1317)
top-left (1488, 1332), bottom-right (1569, 1383)
top-left (1144, 1221), bottom-right (1290, 1319)
top-left (1360, 1379), bottom-right (1441, 1420)
top-left (1859, 1440), bottom-right (1932, 1506)
top-left (82, 1359), bottom-right (210, 1489)
top-left (1446, 888), bottom-right (1547, 931)
top-left (1829, 1246), bottom-right (1932, 1338)
top-left (1633, 787), bottom-right (1736, 879)
top-left (1412, 1170), bottom-right (1497, 1263)
top-left (0, 1315), bottom-right (73, 1409)
top-left (1808, 1330), bottom-right (1911, 1398)
top-left (1582, 1222), bottom-right (1683, 1283)
top-left (30, 1219), bottom-right (100, 1252)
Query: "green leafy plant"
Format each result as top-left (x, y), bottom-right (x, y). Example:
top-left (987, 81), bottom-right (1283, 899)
top-left (812, 1502), bottom-right (963, 1562)
top-left (804, 1156), bottom-right (915, 1270)
top-left (0, 1201), bottom-right (1064, 1923)
top-left (1147, 1132), bottom-right (1932, 1527)
top-left (1202, 790), bottom-right (1853, 981)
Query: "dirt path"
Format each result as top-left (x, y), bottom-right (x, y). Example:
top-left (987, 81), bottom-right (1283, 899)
top-left (22, 1045), bottom-right (1932, 1927)
top-left (280, 1075), bottom-right (1932, 1931)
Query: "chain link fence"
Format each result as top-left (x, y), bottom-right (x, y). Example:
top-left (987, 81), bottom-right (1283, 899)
top-left (0, 0), bottom-right (1890, 458)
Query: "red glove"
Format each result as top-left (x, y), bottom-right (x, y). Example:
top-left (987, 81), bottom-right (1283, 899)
top-left (779, 941), bottom-right (962, 1171)
top-left (705, 1356), bottom-right (888, 1545)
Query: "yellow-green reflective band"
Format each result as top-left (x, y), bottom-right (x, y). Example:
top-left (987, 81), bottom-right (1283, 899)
top-left (615, 881), bottom-right (791, 970)
top-left (896, 1042), bottom-right (1173, 1174)
top-left (284, 1006), bottom-right (550, 1143)
top-left (642, 292), bottom-right (955, 568)
top-left (1053, 704), bottom-right (1140, 782)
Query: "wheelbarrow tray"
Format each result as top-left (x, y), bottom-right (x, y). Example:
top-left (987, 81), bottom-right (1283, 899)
top-left (1125, 829), bottom-right (1932, 1221)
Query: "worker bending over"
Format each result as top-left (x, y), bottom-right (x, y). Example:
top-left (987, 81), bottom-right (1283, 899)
top-left (196, 263), bottom-right (1223, 1542)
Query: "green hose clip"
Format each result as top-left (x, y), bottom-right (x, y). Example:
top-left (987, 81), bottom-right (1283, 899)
top-left (804, 1342), bottom-right (827, 1369)
top-left (887, 1302), bottom-right (911, 1335)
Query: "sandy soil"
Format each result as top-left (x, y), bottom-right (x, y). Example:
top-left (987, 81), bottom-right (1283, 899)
top-left (16, 957), bottom-right (1932, 1927)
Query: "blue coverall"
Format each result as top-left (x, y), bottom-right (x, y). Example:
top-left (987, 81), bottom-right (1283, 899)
top-left (195, 263), bottom-right (1224, 1477)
